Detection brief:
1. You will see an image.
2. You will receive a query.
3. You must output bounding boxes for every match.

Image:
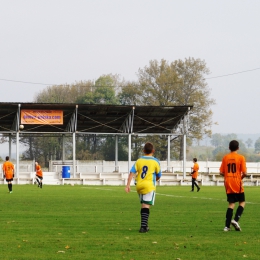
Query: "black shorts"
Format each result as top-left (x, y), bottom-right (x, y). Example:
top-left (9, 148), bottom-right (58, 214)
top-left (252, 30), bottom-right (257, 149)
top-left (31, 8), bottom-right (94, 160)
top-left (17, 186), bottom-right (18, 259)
top-left (36, 175), bottom-right (43, 180)
top-left (6, 178), bottom-right (13, 182)
top-left (227, 193), bottom-right (245, 203)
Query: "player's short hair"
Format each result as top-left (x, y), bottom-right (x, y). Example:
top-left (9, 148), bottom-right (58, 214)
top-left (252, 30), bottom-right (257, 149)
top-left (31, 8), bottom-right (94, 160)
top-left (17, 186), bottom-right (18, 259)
top-left (193, 158), bottom-right (197, 162)
top-left (229, 140), bottom-right (239, 151)
top-left (143, 142), bottom-right (154, 154)
top-left (6, 156), bottom-right (9, 161)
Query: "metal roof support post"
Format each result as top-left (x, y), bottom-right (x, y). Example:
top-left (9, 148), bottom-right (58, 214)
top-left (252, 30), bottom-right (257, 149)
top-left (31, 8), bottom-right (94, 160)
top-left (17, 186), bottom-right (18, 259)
top-left (73, 132), bottom-right (76, 178)
top-left (32, 158), bottom-right (35, 175)
top-left (16, 131), bottom-right (19, 180)
top-left (115, 135), bottom-right (118, 171)
top-left (130, 107), bottom-right (135, 133)
top-left (73, 105), bottom-right (78, 178)
top-left (128, 134), bottom-right (131, 174)
top-left (127, 107), bottom-right (134, 174)
top-left (62, 134), bottom-right (65, 161)
top-left (9, 134), bottom-right (12, 159)
top-left (183, 107), bottom-right (190, 179)
top-left (16, 104), bottom-right (21, 180)
top-left (183, 133), bottom-right (186, 179)
top-left (167, 135), bottom-right (171, 172)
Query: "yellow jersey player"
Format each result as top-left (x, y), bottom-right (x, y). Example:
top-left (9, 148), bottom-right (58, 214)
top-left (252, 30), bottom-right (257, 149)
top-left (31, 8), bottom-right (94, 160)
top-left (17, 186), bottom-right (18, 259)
top-left (125, 142), bottom-right (161, 233)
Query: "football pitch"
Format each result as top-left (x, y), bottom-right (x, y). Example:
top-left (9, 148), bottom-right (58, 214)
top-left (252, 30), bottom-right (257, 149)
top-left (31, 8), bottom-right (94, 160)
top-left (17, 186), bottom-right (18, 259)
top-left (0, 185), bottom-right (259, 260)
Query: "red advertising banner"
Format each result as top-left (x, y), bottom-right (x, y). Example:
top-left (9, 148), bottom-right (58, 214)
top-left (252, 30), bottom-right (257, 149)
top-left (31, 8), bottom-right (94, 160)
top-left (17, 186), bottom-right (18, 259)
top-left (21, 110), bottom-right (63, 125)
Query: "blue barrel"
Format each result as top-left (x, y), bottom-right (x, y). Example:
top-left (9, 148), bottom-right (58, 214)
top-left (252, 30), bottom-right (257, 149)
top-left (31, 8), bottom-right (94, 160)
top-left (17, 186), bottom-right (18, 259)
top-left (62, 166), bottom-right (70, 178)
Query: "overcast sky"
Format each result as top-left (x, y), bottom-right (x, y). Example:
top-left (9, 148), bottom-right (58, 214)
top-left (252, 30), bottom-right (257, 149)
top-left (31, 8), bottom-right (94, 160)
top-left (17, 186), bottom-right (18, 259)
top-left (0, 0), bottom-right (260, 135)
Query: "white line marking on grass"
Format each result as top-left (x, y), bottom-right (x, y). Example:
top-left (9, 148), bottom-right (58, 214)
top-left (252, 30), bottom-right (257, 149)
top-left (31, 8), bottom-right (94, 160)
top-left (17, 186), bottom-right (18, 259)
top-left (81, 187), bottom-right (114, 191)
top-left (81, 187), bottom-right (260, 205)
top-left (156, 193), bottom-right (260, 205)
top-left (157, 192), bottom-right (226, 202)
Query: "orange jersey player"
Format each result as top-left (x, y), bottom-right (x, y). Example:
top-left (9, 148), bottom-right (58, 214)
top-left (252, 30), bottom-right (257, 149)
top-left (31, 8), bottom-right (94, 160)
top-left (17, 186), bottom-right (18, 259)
top-left (190, 158), bottom-right (200, 192)
top-left (2, 156), bottom-right (15, 193)
top-left (35, 162), bottom-right (43, 188)
top-left (220, 140), bottom-right (247, 232)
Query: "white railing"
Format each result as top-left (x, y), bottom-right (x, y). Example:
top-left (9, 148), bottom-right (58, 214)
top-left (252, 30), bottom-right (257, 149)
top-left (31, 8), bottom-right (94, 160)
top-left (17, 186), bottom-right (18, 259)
top-left (1, 160), bottom-right (260, 186)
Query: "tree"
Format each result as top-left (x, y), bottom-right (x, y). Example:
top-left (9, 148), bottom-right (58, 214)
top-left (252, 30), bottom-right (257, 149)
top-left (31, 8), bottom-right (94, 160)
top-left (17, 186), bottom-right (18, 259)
top-left (236, 139), bottom-right (247, 154)
top-left (245, 138), bottom-right (253, 148)
top-left (130, 135), bottom-right (172, 161)
top-left (34, 81), bottom-right (93, 103)
top-left (210, 134), bottom-right (223, 147)
top-left (255, 137), bottom-right (260, 153)
top-left (77, 74), bottom-right (119, 104)
top-left (119, 58), bottom-right (215, 159)
top-left (118, 82), bottom-right (143, 105)
top-left (136, 59), bottom-right (181, 106)
top-left (101, 136), bottom-right (128, 161)
top-left (170, 58), bottom-right (215, 140)
top-left (212, 146), bottom-right (227, 161)
top-left (73, 134), bottom-right (104, 160)
top-left (20, 135), bottom-right (63, 167)
top-left (222, 134), bottom-right (238, 148)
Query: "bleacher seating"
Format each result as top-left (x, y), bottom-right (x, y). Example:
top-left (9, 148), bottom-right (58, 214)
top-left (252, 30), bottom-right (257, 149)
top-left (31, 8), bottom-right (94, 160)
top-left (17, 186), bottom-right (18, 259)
top-left (1, 160), bottom-right (259, 186)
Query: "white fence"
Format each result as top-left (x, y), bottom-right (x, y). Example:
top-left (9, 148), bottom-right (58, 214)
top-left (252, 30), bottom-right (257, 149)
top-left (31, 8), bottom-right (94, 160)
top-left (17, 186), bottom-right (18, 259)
top-left (0, 160), bottom-right (260, 186)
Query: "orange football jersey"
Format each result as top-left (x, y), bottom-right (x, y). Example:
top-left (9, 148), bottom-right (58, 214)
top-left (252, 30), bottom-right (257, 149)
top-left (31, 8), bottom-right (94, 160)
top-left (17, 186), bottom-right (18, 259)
top-left (220, 152), bottom-right (247, 194)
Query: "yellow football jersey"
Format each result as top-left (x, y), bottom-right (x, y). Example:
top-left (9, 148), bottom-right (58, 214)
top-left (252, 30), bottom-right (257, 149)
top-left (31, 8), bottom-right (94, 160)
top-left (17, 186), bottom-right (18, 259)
top-left (130, 156), bottom-right (161, 194)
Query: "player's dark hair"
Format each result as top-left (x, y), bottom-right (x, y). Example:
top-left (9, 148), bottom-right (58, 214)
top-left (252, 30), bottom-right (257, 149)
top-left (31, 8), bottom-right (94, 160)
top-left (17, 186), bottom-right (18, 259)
top-left (193, 158), bottom-right (197, 162)
top-left (143, 142), bottom-right (154, 154)
top-left (6, 156), bottom-right (9, 161)
top-left (229, 140), bottom-right (239, 151)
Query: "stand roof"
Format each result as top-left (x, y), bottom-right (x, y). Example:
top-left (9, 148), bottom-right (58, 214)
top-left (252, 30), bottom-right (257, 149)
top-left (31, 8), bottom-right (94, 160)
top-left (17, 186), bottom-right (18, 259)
top-left (0, 103), bottom-right (192, 135)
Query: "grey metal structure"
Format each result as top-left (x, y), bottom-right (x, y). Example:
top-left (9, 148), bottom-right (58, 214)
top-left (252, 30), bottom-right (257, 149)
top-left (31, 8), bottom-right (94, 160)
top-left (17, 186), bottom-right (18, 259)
top-left (0, 102), bottom-right (192, 177)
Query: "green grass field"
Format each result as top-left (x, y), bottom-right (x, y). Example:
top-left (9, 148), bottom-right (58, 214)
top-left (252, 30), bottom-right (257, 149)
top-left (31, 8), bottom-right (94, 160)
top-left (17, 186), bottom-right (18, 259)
top-left (0, 184), bottom-right (259, 260)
